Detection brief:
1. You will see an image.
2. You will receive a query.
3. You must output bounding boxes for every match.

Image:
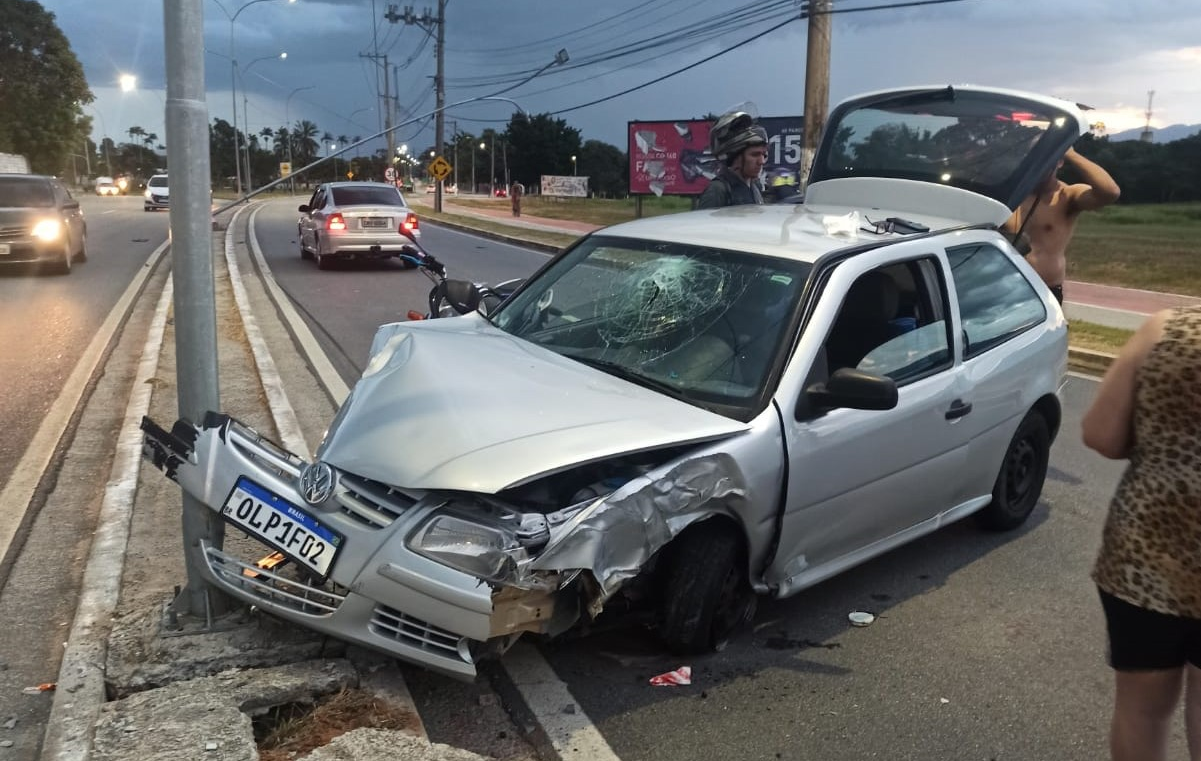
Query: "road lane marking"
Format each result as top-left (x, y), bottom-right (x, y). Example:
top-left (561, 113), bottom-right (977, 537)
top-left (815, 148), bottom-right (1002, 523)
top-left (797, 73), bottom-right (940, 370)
top-left (247, 204), bottom-right (349, 405)
top-left (504, 642), bottom-right (624, 761)
top-left (42, 276), bottom-right (174, 761)
top-left (0, 238), bottom-right (170, 569)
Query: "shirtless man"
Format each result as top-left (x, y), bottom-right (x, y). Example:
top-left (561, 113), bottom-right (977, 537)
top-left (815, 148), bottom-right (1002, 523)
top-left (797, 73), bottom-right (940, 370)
top-left (1004, 147), bottom-right (1120, 304)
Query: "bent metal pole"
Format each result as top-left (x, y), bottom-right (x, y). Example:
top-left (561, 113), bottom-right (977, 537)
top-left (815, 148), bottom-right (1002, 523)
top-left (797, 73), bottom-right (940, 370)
top-left (163, 0), bottom-right (233, 619)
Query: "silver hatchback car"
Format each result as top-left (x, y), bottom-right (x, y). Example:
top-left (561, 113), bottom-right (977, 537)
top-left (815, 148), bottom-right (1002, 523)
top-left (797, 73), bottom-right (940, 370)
top-left (298, 181), bottom-right (421, 270)
top-left (144, 86), bottom-right (1078, 679)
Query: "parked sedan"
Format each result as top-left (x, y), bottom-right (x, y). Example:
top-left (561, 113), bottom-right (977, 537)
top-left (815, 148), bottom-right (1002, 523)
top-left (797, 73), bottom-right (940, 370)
top-left (0, 174), bottom-right (87, 274)
top-left (144, 85), bottom-right (1077, 679)
top-left (297, 182), bottom-right (421, 270)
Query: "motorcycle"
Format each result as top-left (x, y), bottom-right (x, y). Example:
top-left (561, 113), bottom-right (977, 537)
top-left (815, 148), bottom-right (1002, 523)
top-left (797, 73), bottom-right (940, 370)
top-left (397, 229), bottom-right (524, 321)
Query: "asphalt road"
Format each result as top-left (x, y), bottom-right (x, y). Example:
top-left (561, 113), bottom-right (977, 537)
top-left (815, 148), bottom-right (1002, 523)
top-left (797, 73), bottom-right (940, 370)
top-left (0, 194), bottom-right (167, 484)
top-left (0, 193), bottom-right (169, 757)
top-left (242, 198), bottom-right (1176, 760)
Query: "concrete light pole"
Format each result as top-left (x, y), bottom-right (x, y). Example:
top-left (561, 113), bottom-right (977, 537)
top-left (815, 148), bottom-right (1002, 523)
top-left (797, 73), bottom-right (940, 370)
top-left (285, 84), bottom-right (314, 194)
top-left (210, 0), bottom-right (296, 196)
top-left (239, 51), bottom-right (287, 192)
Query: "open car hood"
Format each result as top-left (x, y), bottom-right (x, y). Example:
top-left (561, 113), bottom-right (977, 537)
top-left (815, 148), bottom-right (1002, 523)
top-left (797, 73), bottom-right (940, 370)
top-left (804, 85), bottom-right (1088, 227)
top-left (315, 316), bottom-right (747, 493)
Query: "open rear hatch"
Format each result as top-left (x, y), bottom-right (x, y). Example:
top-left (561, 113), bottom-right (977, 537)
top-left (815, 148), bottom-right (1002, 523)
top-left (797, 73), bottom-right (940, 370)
top-left (804, 85), bottom-right (1089, 226)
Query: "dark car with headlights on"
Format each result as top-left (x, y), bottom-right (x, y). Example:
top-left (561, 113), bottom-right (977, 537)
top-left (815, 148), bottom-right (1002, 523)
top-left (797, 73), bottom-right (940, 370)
top-left (298, 181), bottom-right (421, 270)
top-left (0, 174), bottom-right (87, 275)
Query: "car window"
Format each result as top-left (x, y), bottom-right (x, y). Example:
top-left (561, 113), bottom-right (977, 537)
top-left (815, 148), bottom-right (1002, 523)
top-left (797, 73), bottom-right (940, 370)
top-left (306, 188), bottom-right (322, 209)
top-left (148, 176), bottom-right (168, 188)
top-left (0, 178), bottom-right (54, 207)
top-left (825, 259), bottom-right (952, 384)
top-left (947, 243), bottom-right (1046, 358)
top-left (331, 186), bottom-right (403, 206)
top-left (491, 234), bottom-right (810, 419)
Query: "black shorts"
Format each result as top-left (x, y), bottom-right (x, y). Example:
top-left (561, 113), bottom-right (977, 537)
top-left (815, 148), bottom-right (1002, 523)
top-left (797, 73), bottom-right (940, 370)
top-left (1049, 284), bottom-right (1064, 305)
top-left (1099, 589), bottom-right (1201, 670)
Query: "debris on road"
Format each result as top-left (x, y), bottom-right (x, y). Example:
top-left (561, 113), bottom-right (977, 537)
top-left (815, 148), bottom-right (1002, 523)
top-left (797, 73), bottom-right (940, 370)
top-left (848, 611), bottom-right (876, 627)
top-left (22, 683), bottom-right (55, 694)
top-left (649, 666), bottom-right (692, 686)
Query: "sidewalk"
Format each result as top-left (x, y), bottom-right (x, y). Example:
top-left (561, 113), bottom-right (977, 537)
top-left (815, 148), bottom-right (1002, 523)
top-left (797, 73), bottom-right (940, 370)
top-left (411, 194), bottom-right (1201, 330)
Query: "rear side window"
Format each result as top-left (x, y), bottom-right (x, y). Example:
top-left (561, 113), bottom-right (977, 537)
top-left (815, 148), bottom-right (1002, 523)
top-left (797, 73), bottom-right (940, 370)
top-left (332, 186), bottom-right (403, 206)
top-left (947, 244), bottom-right (1046, 358)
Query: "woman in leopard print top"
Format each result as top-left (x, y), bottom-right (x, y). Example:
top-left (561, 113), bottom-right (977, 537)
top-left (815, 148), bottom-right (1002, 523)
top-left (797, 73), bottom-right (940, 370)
top-left (1083, 306), bottom-right (1201, 761)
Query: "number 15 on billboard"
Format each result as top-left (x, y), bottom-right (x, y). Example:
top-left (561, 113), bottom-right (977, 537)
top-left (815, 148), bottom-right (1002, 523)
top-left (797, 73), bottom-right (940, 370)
top-left (767, 133), bottom-right (802, 165)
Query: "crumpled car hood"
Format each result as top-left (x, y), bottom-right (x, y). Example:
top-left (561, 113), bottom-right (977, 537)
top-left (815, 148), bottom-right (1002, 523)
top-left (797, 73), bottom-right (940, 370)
top-left (316, 315), bottom-right (747, 492)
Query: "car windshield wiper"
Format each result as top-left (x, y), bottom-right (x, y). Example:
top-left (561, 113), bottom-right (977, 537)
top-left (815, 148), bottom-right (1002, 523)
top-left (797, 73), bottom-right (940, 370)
top-left (566, 355), bottom-right (688, 398)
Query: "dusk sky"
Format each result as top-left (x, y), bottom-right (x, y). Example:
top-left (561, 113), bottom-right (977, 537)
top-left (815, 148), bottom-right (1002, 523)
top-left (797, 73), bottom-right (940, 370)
top-left (42, 0), bottom-right (1201, 160)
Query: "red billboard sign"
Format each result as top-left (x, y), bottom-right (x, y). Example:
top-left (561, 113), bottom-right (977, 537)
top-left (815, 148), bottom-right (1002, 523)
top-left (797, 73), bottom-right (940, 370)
top-left (628, 116), bottom-right (804, 197)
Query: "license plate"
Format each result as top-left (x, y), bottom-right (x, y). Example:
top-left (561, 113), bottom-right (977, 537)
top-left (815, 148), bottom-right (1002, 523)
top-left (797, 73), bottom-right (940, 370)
top-left (221, 477), bottom-right (342, 580)
top-left (360, 217), bottom-right (389, 229)
top-left (0, 244), bottom-right (9, 256)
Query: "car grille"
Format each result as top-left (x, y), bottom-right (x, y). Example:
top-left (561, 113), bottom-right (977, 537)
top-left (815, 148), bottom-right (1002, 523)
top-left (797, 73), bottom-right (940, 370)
top-left (334, 472), bottom-right (417, 528)
top-left (228, 421), bottom-right (305, 481)
top-left (370, 604), bottom-right (468, 662)
top-left (205, 544), bottom-right (345, 615)
top-left (152, 195), bottom-right (168, 203)
top-left (0, 226), bottom-right (24, 240)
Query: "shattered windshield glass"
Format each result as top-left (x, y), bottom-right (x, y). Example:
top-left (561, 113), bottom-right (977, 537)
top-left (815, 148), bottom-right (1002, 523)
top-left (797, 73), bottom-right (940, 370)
top-left (491, 235), bottom-right (810, 417)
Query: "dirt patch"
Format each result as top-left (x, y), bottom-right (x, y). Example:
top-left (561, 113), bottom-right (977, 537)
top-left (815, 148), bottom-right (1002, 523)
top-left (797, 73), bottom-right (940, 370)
top-left (256, 687), bottom-right (423, 760)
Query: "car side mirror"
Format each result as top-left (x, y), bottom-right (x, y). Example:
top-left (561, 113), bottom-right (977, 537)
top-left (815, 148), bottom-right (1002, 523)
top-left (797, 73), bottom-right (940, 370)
top-left (802, 367), bottom-right (898, 413)
top-left (297, 204), bottom-right (310, 213)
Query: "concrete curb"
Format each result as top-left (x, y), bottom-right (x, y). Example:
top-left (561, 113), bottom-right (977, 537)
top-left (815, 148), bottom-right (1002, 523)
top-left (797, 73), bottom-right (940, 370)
top-left (425, 216), bottom-right (568, 255)
top-left (1067, 347), bottom-right (1116, 376)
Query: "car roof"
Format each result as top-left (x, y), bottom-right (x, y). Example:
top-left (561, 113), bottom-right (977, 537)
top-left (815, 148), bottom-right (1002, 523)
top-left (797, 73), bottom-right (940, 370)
top-left (596, 203), bottom-right (969, 264)
top-left (325, 181), bottom-right (399, 188)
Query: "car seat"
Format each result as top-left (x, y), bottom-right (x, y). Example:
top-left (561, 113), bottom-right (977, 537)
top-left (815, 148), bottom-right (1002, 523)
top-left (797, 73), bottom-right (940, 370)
top-left (826, 271), bottom-right (901, 371)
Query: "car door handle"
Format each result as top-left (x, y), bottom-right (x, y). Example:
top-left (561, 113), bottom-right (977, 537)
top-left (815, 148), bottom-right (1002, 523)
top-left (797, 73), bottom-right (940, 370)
top-left (945, 400), bottom-right (973, 420)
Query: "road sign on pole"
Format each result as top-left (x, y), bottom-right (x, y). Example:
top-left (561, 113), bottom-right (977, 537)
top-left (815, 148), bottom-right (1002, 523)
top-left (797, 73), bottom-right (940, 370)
top-left (427, 155), bottom-right (452, 182)
top-left (279, 161), bottom-right (292, 177)
top-left (384, 166), bottom-right (396, 182)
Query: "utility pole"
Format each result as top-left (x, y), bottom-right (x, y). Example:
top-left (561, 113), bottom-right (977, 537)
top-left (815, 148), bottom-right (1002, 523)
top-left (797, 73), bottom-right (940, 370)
top-left (388, 2), bottom-right (445, 211)
top-left (163, 0), bottom-right (229, 619)
top-left (360, 51), bottom-right (394, 162)
top-left (800, 0), bottom-right (831, 189)
top-left (1140, 90), bottom-right (1155, 143)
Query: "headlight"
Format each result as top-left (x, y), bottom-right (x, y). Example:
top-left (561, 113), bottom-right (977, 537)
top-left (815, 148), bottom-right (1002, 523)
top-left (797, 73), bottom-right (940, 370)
top-left (31, 219), bottom-right (62, 241)
top-left (117, 178), bottom-right (128, 189)
top-left (409, 514), bottom-right (525, 582)
top-left (144, 189), bottom-right (152, 199)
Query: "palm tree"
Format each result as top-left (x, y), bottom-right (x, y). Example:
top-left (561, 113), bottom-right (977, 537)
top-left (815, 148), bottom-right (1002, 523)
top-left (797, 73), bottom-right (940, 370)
top-left (273, 126), bottom-right (290, 160)
top-left (291, 120), bottom-right (319, 167)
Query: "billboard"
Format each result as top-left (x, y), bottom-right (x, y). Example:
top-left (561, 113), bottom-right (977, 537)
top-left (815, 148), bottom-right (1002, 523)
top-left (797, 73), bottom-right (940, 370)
top-left (627, 116), bottom-right (804, 197)
top-left (542, 175), bottom-right (588, 198)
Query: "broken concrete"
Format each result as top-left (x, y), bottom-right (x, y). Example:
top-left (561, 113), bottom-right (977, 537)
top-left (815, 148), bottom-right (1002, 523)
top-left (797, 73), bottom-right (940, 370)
top-left (105, 603), bottom-right (345, 699)
top-left (294, 729), bottom-right (490, 761)
top-left (92, 660), bottom-right (357, 761)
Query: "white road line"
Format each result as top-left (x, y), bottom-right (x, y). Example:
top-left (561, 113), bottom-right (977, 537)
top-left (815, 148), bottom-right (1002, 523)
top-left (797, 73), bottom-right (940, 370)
top-left (0, 239), bottom-right (170, 567)
top-left (248, 201), bottom-right (619, 761)
top-left (42, 275), bottom-right (175, 761)
top-left (246, 204), bottom-right (349, 404)
top-left (223, 205), bottom-right (311, 458)
top-left (504, 642), bottom-right (624, 761)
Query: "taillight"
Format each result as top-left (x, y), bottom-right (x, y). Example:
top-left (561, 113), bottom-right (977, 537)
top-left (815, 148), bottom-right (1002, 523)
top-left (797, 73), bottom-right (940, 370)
top-left (401, 213), bottom-right (419, 233)
top-left (406, 310), bottom-right (426, 321)
top-left (326, 213), bottom-right (346, 231)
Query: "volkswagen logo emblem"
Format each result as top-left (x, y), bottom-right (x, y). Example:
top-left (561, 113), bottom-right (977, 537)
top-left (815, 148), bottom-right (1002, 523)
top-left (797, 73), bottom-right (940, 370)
top-left (299, 461), bottom-right (336, 506)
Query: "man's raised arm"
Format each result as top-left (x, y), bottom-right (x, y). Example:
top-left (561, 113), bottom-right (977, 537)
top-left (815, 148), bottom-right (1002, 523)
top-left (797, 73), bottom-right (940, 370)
top-left (1065, 147), bottom-right (1121, 212)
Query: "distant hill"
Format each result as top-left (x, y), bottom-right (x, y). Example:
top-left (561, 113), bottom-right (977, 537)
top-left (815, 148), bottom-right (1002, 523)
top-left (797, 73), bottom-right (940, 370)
top-left (1108, 123), bottom-right (1201, 143)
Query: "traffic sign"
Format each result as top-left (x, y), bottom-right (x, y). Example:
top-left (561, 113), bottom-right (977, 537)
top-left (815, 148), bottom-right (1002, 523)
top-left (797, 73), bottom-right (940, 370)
top-left (427, 155), bottom-right (452, 182)
top-left (346, 171), bottom-right (354, 180)
top-left (384, 167), bottom-right (397, 182)
top-left (279, 161), bottom-right (292, 177)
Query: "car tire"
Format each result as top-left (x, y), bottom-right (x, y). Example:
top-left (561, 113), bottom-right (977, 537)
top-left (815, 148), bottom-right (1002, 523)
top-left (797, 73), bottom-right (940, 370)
top-left (299, 228), bottom-right (313, 260)
top-left (75, 231), bottom-right (88, 263)
top-left (49, 241), bottom-right (72, 275)
top-left (659, 521), bottom-right (756, 654)
top-left (975, 411), bottom-right (1050, 531)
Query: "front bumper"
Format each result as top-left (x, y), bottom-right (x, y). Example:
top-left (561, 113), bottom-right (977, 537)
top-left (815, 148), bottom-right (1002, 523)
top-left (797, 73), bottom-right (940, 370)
top-left (141, 413), bottom-right (498, 679)
top-left (0, 235), bottom-right (69, 265)
top-left (145, 194), bottom-right (169, 209)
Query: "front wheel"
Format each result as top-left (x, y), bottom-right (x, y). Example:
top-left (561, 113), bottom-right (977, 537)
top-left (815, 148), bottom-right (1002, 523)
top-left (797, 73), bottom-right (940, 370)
top-left (659, 521), bottom-right (756, 654)
top-left (975, 411), bottom-right (1050, 531)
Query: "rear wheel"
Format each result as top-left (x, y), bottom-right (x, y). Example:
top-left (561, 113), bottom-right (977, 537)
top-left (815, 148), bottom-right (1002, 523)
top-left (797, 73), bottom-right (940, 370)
top-left (659, 521), bottom-right (756, 654)
top-left (975, 411), bottom-right (1050, 531)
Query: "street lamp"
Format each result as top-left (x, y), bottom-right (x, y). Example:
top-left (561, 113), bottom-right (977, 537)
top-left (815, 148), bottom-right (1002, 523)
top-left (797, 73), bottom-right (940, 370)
top-left (474, 141), bottom-right (484, 195)
top-left (571, 154), bottom-right (577, 176)
top-left (209, 0), bottom-right (298, 196)
top-left (330, 142), bottom-right (339, 181)
top-left (285, 84), bottom-right (314, 194)
top-left (239, 51), bottom-right (287, 192)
